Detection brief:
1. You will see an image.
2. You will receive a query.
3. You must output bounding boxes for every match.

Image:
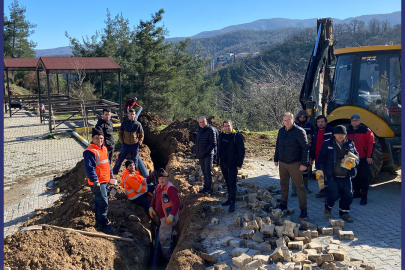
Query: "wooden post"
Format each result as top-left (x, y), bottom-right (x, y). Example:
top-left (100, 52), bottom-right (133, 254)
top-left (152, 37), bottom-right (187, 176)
top-left (101, 72), bottom-right (104, 99)
top-left (119, 72), bottom-right (122, 122)
top-left (66, 74), bottom-right (70, 101)
top-left (6, 70), bottom-right (11, 117)
top-left (56, 74), bottom-right (60, 94)
top-left (37, 70), bottom-right (42, 123)
top-left (47, 73), bottom-right (52, 133)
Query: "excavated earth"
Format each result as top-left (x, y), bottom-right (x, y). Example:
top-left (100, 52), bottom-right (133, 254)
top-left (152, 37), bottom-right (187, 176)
top-left (3, 112), bottom-right (272, 270)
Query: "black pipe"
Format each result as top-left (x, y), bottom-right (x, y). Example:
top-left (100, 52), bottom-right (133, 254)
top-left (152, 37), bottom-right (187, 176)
top-left (150, 226), bottom-right (160, 270)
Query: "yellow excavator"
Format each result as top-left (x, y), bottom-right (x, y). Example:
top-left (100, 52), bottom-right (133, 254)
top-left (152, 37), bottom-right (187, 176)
top-left (300, 18), bottom-right (401, 178)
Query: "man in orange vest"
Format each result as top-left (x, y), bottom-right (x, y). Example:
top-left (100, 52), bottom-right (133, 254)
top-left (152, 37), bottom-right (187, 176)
top-left (84, 127), bottom-right (116, 234)
top-left (120, 160), bottom-right (156, 212)
top-left (149, 168), bottom-right (180, 261)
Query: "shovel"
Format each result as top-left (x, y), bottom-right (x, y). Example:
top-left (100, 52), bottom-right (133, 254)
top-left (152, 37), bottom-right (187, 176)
top-left (20, 224), bottom-right (134, 242)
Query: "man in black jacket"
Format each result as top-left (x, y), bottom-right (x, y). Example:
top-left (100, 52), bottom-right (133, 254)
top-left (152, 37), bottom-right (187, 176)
top-left (317, 125), bottom-right (359, 223)
top-left (274, 112), bottom-right (309, 220)
top-left (95, 108), bottom-right (115, 162)
top-left (217, 120), bottom-right (245, 212)
top-left (196, 116), bottom-right (217, 194)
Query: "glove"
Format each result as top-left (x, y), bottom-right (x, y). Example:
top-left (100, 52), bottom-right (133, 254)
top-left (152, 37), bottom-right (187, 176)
top-left (109, 178), bottom-right (118, 185)
top-left (149, 207), bottom-right (156, 219)
top-left (315, 170), bottom-right (324, 180)
top-left (93, 181), bottom-right (101, 193)
top-left (166, 214), bottom-right (174, 225)
top-left (344, 159), bottom-right (356, 169)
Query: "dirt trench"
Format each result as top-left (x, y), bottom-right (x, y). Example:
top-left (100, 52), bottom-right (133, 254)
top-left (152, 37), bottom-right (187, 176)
top-left (4, 112), bottom-right (269, 270)
top-left (4, 148), bottom-right (154, 270)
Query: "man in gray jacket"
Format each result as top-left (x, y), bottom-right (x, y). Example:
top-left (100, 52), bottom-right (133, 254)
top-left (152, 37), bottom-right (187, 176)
top-left (274, 112), bottom-right (309, 220)
top-left (195, 116), bottom-right (217, 194)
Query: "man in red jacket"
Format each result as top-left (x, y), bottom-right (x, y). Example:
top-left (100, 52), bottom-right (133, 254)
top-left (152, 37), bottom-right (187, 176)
top-left (124, 97), bottom-right (141, 114)
top-left (149, 168), bottom-right (180, 260)
top-left (347, 114), bottom-right (375, 205)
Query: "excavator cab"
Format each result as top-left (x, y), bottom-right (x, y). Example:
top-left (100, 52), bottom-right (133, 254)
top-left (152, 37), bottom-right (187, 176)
top-left (300, 18), bottom-right (401, 177)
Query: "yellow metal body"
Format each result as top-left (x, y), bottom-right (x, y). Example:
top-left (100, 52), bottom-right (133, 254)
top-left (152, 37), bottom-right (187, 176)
top-left (334, 45), bottom-right (401, 55)
top-left (327, 106), bottom-right (395, 138)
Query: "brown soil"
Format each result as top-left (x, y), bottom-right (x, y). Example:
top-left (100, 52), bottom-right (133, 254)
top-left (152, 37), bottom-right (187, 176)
top-left (4, 112), bottom-right (275, 270)
top-left (4, 146), bottom-right (155, 270)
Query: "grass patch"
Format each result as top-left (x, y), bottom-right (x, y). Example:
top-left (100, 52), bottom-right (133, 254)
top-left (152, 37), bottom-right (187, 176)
top-left (242, 130), bottom-right (278, 139)
top-left (4, 83), bottom-right (31, 96)
top-left (54, 114), bottom-right (79, 118)
top-left (156, 124), bottom-right (167, 132)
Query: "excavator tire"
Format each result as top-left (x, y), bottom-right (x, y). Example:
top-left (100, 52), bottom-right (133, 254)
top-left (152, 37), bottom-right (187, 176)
top-left (369, 137), bottom-right (383, 179)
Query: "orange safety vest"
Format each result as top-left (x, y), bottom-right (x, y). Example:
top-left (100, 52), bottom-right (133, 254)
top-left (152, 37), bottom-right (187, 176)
top-left (161, 182), bottom-right (175, 219)
top-left (121, 169), bottom-right (147, 200)
top-left (85, 144), bottom-right (110, 185)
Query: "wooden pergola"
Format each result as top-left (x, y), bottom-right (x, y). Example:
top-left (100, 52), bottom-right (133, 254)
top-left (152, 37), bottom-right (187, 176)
top-left (4, 57), bottom-right (123, 133)
top-left (4, 58), bottom-right (39, 116)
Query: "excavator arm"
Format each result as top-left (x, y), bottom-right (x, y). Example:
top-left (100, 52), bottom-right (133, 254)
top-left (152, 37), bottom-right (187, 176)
top-left (299, 18), bottom-right (335, 125)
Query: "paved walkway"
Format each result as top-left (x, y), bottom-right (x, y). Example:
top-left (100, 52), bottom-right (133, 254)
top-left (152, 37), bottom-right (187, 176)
top-left (3, 110), bottom-right (90, 236)
top-left (244, 157), bottom-right (401, 270)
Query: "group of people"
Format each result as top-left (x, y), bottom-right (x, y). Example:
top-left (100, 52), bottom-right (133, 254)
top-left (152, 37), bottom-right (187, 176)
top-left (83, 103), bottom-right (180, 260)
top-left (274, 111), bottom-right (375, 222)
top-left (194, 116), bottom-right (246, 213)
top-left (83, 101), bottom-right (374, 263)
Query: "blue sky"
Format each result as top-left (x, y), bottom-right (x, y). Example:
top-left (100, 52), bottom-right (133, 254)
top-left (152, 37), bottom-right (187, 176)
top-left (4, 0), bottom-right (401, 49)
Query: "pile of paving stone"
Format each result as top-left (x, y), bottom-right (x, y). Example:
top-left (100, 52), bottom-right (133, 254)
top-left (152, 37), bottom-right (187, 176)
top-left (179, 165), bottom-right (376, 270)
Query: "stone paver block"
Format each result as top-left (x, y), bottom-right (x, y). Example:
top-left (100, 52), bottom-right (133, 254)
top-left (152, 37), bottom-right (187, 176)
top-left (222, 236), bottom-right (235, 247)
top-left (283, 220), bottom-right (296, 238)
top-left (230, 239), bottom-right (242, 248)
top-left (261, 224), bottom-right (275, 236)
top-left (327, 250), bottom-right (346, 261)
top-left (211, 205), bottom-right (223, 212)
top-left (245, 220), bottom-right (260, 230)
top-left (211, 218), bottom-right (219, 225)
top-left (293, 252), bottom-right (308, 263)
top-left (201, 252), bottom-right (218, 263)
top-left (232, 253), bottom-right (253, 268)
top-left (252, 231), bottom-right (265, 243)
top-left (332, 226), bottom-right (342, 234)
top-left (245, 259), bottom-right (262, 270)
top-left (232, 248), bottom-right (250, 257)
top-left (253, 255), bottom-right (270, 264)
top-left (320, 227), bottom-right (333, 235)
top-left (339, 231), bottom-right (354, 240)
top-left (246, 249), bottom-right (260, 257)
top-left (240, 229), bottom-right (255, 239)
top-left (329, 219), bottom-right (345, 227)
top-left (288, 241), bottom-right (303, 251)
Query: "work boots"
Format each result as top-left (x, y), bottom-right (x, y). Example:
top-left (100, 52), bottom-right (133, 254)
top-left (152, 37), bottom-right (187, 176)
top-left (360, 191), bottom-right (368, 205)
top-left (229, 202), bottom-right (235, 212)
top-left (315, 189), bottom-right (326, 198)
top-left (303, 178), bottom-right (311, 193)
top-left (299, 209), bottom-right (308, 221)
top-left (221, 199), bottom-right (231, 206)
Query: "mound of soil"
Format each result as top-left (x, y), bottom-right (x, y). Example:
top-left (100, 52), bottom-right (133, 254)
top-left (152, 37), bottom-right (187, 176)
top-left (4, 146), bottom-right (155, 270)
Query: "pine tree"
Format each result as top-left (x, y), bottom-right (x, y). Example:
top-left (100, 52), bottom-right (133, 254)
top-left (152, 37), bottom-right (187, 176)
top-left (4, 0), bottom-right (37, 58)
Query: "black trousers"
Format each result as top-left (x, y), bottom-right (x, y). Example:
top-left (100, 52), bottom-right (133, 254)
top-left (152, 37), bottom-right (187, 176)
top-left (325, 176), bottom-right (353, 215)
top-left (105, 145), bottom-right (114, 164)
top-left (221, 164), bottom-right (238, 202)
top-left (352, 158), bottom-right (370, 192)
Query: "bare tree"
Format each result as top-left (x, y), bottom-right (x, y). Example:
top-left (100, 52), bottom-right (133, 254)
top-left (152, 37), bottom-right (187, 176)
top-left (368, 18), bottom-right (380, 36)
top-left (70, 59), bottom-right (92, 141)
top-left (240, 61), bottom-right (303, 130)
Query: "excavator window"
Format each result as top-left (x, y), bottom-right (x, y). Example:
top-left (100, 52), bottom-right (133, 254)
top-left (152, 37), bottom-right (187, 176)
top-left (332, 55), bottom-right (352, 104)
top-left (330, 51), bottom-right (401, 126)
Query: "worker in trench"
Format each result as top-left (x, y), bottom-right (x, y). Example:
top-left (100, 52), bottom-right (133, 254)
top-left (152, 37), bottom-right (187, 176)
top-left (120, 160), bottom-right (157, 212)
top-left (83, 127), bottom-right (117, 234)
top-left (149, 169), bottom-right (180, 261)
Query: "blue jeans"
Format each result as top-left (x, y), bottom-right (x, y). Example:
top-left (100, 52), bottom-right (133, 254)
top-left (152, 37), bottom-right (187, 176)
top-left (200, 155), bottom-right (213, 191)
top-left (113, 143), bottom-right (139, 174)
top-left (221, 164), bottom-right (237, 202)
top-left (124, 108), bottom-right (129, 114)
top-left (91, 183), bottom-right (109, 226)
top-left (132, 184), bottom-right (155, 212)
top-left (325, 176), bottom-right (353, 215)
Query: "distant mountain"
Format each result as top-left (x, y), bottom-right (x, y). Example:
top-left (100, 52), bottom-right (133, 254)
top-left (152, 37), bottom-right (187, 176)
top-left (166, 11), bottom-right (400, 41)
top-left (35, 46), bottom-right (72, 57)
top-left (36, 11), bottom-right (400, 56)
